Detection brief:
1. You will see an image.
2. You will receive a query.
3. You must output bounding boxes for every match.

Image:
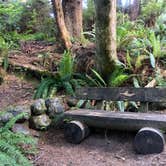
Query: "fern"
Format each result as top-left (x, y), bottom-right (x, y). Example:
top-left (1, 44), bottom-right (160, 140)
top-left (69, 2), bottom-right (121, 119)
top-left (59, 50), bottom-right (74, 78)
top-left (34, 78), bottom-right (56, 99)
top-left (149, 31), bottom-right (161, 57)
top-left (63, 81), bottom-right (75, 96)
top-left (108, 67), bottom-right (129, 87)
top-left (3, 54), bottom-right (8, 71)
top-left (0, 113), bottom-right (37, 166)
top-left (0, 140), bottom-right (31, 166)
top-left (91, 69), bottom-right (107, 87)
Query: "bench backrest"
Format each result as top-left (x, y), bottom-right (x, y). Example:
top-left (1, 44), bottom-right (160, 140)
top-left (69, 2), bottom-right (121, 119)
top-left (76, 87), bottom-right (166, 102)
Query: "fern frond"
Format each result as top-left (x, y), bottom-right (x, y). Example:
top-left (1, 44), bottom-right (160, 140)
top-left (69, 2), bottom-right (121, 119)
top-left (91, 69), bottom-right (107, 87)
top-left (63, 81), bottom-right (75, 96)
top-left (59, 50), bottom-right (74, 78)
top-left (34, 78), bottom-right (56, 99)
top-left (0, 140), bottom-right (32, 166)
top-left (0, 152), bottom-right (18, 166)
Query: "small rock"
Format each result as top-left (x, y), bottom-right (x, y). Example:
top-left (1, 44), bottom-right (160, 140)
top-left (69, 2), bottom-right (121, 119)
top-left (31, 99), bottom-right (46, 115)
top-left (0, 112), bottom-right (13, 123)
top-left (45, 98), bottom-right (64, 118)
top-left (12, 123), bottom-right (40, 137)
top-left (29, 114), bottom-right (51, 130)
top-left (12, 123), bottom-right (30, 135)
top-left (7, 105), bottom-right (31, 122)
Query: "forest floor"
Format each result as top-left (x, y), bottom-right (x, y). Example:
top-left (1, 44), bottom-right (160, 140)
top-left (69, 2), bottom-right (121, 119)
top-left (0, 73), bottom-right (36, 109)
top-left (0, 74), bottom-right (166, 166)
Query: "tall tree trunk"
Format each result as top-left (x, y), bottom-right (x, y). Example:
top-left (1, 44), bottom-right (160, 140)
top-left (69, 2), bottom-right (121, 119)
top-left (62, 0), bottom-right (83, 40)
top-left (129, 0), bottom-right (140, 21)
top-left (94, 0), bottom-right (118, 80)
top-left (52, 0), bottom-right (72, 50)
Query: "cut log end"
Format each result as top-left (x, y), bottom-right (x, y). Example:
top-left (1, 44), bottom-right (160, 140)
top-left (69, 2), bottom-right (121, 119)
top-left (134, 127), bottom-right (165, 154)
top-left (64, 120), bottom-right (90, 144)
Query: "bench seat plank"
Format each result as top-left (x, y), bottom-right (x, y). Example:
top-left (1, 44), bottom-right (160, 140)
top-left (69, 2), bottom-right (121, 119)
top-left (76, 87), bottom-right (166, 102)
top-left (64, 109), bottom-right (166, 131)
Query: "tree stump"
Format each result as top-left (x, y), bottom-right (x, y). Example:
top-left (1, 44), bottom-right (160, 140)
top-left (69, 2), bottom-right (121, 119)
top-left (134, 127), bottom-right (165, 154)
top-left (64, 121), bottom-right (90, 144)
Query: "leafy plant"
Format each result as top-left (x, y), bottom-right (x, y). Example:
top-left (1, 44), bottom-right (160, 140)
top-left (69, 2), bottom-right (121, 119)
top-left (149, 31), bottom-right (161, 58)
top-left (108, 66), bottom-right (129, 87)
top-left (0, 112), bottom-right (37, 166)
top-left (0, 36), bottom-right (9, 71)
top-left (34, 51), bottom-right (88, 99)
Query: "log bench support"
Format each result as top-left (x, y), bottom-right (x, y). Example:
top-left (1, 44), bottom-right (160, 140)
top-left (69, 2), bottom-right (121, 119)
top-left (64, 87), bottom-right (166, 154)
top-left (134, 127), bottom-right (165, 154)
top-left (64, 121), bottom-right (90, 144)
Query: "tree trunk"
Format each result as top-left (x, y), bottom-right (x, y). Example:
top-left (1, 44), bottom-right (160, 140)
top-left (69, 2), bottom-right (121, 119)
top-left (94, 0), bottom-right (118, 80)
top-left (129, 0), bottom-right (140, 21)
top-left (52, 0), bottom-right (72, 50)
top-left (62, 0), bottom-right (83, 40)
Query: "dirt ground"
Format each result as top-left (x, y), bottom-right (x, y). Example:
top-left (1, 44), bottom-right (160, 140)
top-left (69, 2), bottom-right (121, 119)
top-left (0, 73), bottom-right (36, 109)
top-left (34, 129), bottom-right (166, 166)
top-left (1, 74), bottom-right (166, 166)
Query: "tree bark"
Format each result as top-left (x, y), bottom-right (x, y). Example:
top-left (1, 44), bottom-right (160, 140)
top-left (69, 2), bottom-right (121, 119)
top-left (94, 0), bottom-right (118, 80)
top-left (62, 0), bottom-right (83, 40)
top-left (129, 0), bottom-right (140, 21)
top-left (52, 0), bottom-right (72, 50)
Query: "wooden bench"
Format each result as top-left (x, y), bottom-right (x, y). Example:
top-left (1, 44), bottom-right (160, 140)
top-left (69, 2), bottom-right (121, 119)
top-left (63, 87), bottom-right (166, 154)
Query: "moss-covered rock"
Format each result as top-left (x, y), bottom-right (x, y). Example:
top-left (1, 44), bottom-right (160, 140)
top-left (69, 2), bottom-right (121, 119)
top-left (29, 114), bottom-right (51, 130)
top-left (45, 98), bottom-right (64, 118)
top-left (31, 99), bottom-right (46, 115)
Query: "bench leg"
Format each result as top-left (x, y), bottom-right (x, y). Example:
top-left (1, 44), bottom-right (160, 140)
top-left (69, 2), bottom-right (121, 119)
top-left (64, 120), bottom-right (90, 144)
top-left (134, 127), bottom-right (165, 154)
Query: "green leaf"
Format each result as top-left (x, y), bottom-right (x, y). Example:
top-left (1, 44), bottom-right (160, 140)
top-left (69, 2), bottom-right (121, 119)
top-left (133, 77), bottom-right (140, 88)
top-left (126, 51), bottom-right (132, 69)
top-left (110, 74), bottom-right (129, 87)
top-left (149, 53), bottom-right (156, 68)
top-left (76, 100), bottom-right (86, 108)
top-left (91, 69), bottom-right (106, 87)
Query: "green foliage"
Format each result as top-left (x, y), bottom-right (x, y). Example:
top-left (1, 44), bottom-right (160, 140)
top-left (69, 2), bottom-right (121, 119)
top-left (155, 69), bottom-right (166, 87)
top-left (140, 0), bottom-right (166, 24)
top-left (0, 113), bottom-right (37, 166)
top-left (108, 66), bottom-right (129, 87)
top-left (90, 69), bottom-right (107, 87)
top-left (34, 51), bottom-right (88, 98)
top-left (0, 1), bottom-right (23, 32)
top-left (0, 36), bottom-right (9, 71)
top-left (149, 31), bottom-right (161, 58)
top-left (19, 0), bottom-right (56, 40)
top-left (59, 50), bottom-right (73, 79)
top-left (0, 0), bottom-right (56, 50)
